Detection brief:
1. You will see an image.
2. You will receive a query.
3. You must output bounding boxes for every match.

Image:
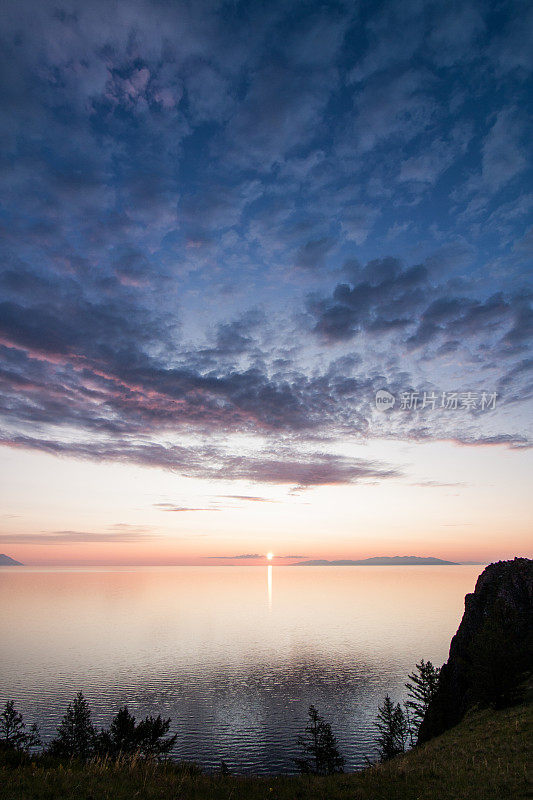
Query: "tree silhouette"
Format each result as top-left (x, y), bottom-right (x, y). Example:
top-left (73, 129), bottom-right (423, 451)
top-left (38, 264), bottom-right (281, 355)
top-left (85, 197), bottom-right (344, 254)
top-left (405, 659), bottom-right (440, 736)
top-left (0, 701), bottom-right (40, 752)
top-left (375, 695), bottom-right (408, 761)
top-left (96, 706), bottom-right (177, 759)
top-left (294, 705), bottom-right (345, 775)
top-left (96, 706), bottom-right (137, 757)
top-left (135, 714), bottom-right (177, 758)
top-left (49, 692), bottom-right (95, 759)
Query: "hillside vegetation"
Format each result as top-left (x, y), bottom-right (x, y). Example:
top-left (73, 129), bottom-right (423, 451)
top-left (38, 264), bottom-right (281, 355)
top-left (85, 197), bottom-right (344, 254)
top-left (2, 697), bottom-right (531, 800)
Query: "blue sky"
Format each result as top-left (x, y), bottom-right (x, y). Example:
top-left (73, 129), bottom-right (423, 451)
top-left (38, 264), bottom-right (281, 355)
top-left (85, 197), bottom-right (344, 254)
top-left (0, 0), bottom-right (531, 562)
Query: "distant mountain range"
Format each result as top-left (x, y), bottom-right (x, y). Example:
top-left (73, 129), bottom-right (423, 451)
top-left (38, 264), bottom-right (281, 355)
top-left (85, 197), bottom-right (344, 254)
top-left (0, 554), bottom-right (23, 566)
top-left (296, 556), bottom-right (460, 566)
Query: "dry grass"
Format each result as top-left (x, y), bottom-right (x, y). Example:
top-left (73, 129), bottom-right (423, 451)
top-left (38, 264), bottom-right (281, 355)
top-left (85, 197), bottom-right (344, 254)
top-left (2, 700), bottom-right (531, 800)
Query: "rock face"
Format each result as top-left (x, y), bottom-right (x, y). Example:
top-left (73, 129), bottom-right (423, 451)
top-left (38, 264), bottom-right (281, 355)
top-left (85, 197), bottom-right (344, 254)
top-left (0, 554), bottom-right (23, 566)
top-left (419, 557), bottom-right (533, 743)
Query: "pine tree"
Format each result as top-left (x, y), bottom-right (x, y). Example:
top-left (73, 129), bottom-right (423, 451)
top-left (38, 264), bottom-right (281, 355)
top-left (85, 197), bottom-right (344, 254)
top-left (405, 659), bottom-right (440, 736)
top-left (294, 705), bottom-right (345, 775)
top-left (95, 706), bottom-right (136, 757)
top-left (393, 702), bottom-right (410, 752)
top-left (402, 702), bottom-right (417, 748)
top-left (96, 707), bottom-right (177, 760)
top-left (0, 701), bottom-right (41, 752)
top-left (135, 714), bottom-right (177, 758)
top-left (49, 692), bottom-right (95, 759)
top-left (375, 695), bottom-right (407, 761)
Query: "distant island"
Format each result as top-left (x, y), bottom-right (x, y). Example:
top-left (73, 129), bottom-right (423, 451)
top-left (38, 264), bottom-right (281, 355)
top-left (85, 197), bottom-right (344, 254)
top-left (0, 554), bottom-right (23, 566)
top-left (296, 556), bottom-right (459, 566)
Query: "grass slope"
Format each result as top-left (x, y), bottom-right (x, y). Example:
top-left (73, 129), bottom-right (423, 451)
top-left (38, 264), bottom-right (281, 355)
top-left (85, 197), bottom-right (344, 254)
top-left (2, 701), bottom-right (531, 800)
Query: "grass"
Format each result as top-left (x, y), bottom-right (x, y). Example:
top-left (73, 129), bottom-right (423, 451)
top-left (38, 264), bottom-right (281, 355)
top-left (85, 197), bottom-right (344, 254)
top-left (2, 700), bottom-right (531, 800)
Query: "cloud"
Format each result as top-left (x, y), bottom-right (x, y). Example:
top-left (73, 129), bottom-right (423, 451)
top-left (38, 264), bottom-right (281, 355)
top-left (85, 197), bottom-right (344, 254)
top-left (278, 554), bottom-right (306, 559)
top-left (153, 504), bottom-right (213, 512)
top-left (456, 108), bottom-right (529, 217)
top-left (295, 237), bottom-right (336, 270)
top-left (350, 69), bottom-right (436, 153)
top-left (408, 480), bottom-right (466, 488)
top-left (427, 3), bottom-right (486, 67)
top-left (450, 433), bottom-right (530, 449)
top-left (398, 125), bottom-right (472, 186)
top-left (339, 205), bottom-right (380, 245)
top-left (491, 4), bottom-right (533, 75)
top-left (206, 553), bottom-right (262, 560)
top-left (308, 253), bottom-right (529, 364)
top-left (0, 430), bottom-right (402, 487)
top-left (406, 293), bottom-right (512, 349)
top-left (0, 0), bottom-right (530, 478)
top-left (233, 453), bottom-right (401, 487)
top-left (221, 495), bottom-right (278, 503)
top-left (0, 526), bottom-right (154, 544)
top-left (347, 1), bottom-right (423, 83)
top-left (223, 61), bottom-right (335, 169)
top-left (480, 108), bottom-right (528, 193)
top-left (309, 257), bottom-right (429, 342)
top-left (283, 10), bottom-right (349, 68)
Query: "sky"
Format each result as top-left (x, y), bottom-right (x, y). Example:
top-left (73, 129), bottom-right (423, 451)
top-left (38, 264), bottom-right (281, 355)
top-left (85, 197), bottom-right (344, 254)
top-left (0, 0), bottom-right (531, 566)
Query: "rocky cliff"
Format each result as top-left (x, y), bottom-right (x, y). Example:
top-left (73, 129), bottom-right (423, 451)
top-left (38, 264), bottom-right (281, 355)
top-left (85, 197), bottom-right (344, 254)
top-left (418, 557), bottom-right (533, 743)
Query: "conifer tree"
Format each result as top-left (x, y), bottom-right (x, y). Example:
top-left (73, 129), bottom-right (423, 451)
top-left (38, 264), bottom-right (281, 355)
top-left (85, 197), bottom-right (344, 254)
top-left (375, 695), bottom-right (407, 761)
top-left (49, 692), bottom-right (95, 759)
top-left (96, 706), bottom-right (177, 760)
top-left (405, 659), bottom-right (440, 735)
top-left (295, 705), bottom-right (345, 775)
top-left (0, 701), bottom-right (40, 752)
top-left (135, 714), bottom-right (177, 758)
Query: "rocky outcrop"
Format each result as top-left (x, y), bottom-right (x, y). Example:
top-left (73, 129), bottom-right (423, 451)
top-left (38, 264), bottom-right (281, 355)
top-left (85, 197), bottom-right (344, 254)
top-left (0, 554), bottom-right (23, 566)
top-left (418, 557), bottom-right (533, 743)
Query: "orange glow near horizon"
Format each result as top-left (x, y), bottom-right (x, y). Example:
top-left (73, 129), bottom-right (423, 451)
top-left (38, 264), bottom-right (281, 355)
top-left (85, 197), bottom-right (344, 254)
top-left (0, 440), bottom-right (532, 566)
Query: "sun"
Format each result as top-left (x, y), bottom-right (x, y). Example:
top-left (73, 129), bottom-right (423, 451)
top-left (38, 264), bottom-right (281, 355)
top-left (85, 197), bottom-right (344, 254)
top-left (266, 552), bottom-right (274, 561)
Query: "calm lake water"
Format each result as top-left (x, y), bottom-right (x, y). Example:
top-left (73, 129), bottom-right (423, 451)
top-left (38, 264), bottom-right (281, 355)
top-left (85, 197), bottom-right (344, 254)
top-left (0, 565), bottom-right (483, 773)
